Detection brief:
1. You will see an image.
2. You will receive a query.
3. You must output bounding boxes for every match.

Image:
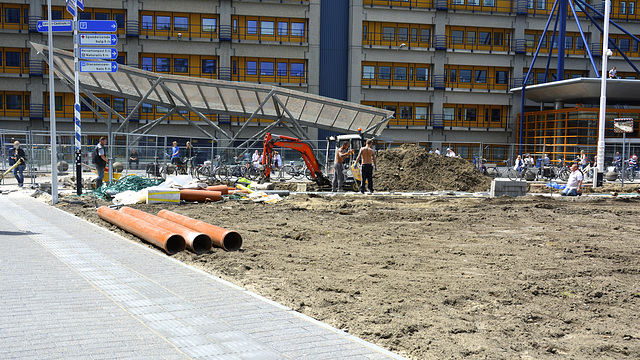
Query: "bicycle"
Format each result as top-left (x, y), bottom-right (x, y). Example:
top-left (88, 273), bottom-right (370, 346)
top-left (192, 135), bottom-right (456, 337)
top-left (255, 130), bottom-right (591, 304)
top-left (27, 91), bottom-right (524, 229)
top-left (194, 155), bottom-right (225, 182)
top-left (507, 163), bottom-right (535, 181)
top-left (613, 160), bottom-right (635, 182)
top-left (483, 158), bottom-right (510, 178)
top-left (146, 155), bottom-right (167, 180)
top-left (280, 161), bottom-right (314, 181)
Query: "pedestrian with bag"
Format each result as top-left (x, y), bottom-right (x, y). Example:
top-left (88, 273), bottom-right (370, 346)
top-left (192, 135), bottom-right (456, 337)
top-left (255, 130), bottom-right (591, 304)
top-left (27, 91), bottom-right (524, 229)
top-left (93, 137), bottom-right (108, 188)
top-left (10, 141), bottom-right (26, 188)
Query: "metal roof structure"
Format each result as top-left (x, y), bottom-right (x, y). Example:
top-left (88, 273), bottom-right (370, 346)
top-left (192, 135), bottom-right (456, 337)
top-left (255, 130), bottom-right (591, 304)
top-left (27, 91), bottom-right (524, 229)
top-left (512, 77), bottom-right (640, 106)
top-left (31, 43), bottom-right (394, 145)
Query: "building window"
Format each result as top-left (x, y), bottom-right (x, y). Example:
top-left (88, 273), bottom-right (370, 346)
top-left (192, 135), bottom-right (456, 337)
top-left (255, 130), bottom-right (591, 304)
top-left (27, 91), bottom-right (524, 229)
top-left (233, 19), bottom-right (238, 33)
top-left (247, 20), bottom-right (258, 35)
top-left (174, 17), bottom-right (189, 31)
top-left (475, 70), bottom-right (487, 83)
top-left (80, 97), bottom-right (91, 112)
top-left (260, 61), bottom-right (274, 76)
top-left (114, 13), bottom-right (125, 29)
top-left (449, 69), bottom-right (457, 83)
top-left (621, 1), bottom-right (627, 13)
top-left (157, 105), bottom-right (168, 114)
top-left (247, 61), bottom-right (257, 75)
top-left (491, 109), bottom-right (501, 122)
top-left (5, 52), bottom-right (21, 67)
top-left (383, 27), bottom-right (395, 41)
top-left (576, 37), bottom-right (585, 50)
top-left (399, 106), bottom-right (412, 119)
top-left (51, 10), bottom-right (63, 20)
top-left (202, 59), bottom-right (216, 74)
top-left (278, 22), bottom-right (288, 36)
top-left (527, 0), bottom-right (534, 8)
top-left (95, 13), bottom-right (109, 21)
top-left (398, 28), bottom-right (408, 41)
top-left (469, 0), bottom-right (480, 5)
top-left (291, 23), bottom-right (304, 37)
top-left (619, 38), bottom-right (630, 51)
top-left (261, 21), bottom-right (274, 35)
top-left (420, 29), bottom-right (430, 42)
top-left (465, 108), bottom-right (477, 122)
top-left (142, 15), bottom-right (153, 30)
top-left (565, 36), bottom-right (573, 49)
top-left (203, 18), bottom-right (216, 32)
top-left (496, 70), bottom-right (508, 84)
top-left (451, 30), bottom-right (464, 44)
top-left (444, 108), bottom-right (455, 121)
top-left (416, 68), bottom-right (429, 81)
top-left (411, 28), bottom-right (418, 42)
top-left (484, 0), bottom-right (495, 6)
top-left (290, 63), bottom-right (304, 77)
top-left (363, 65), bottom-right (376, 79)
top-left (156, 58), bottom-right (170, 72)
top-left (5, 8), bottom-right (20, 23)
top-left (416, 107), bottom-right (428, 120)
top-left (157, 16), bottom-right (171, 30)
top-left (479, 31), bottom-right (491, 45)
top-left (630, 2), bottom-right (636, 14)
top-left (114, 98), bottom-right (125, 112)
top-left (453, 0), bottom-right (464, 4)
top-left (277, 62), bottom-right (287, 76)
top-left (394, 67), bottom-right (407, 80)
top-left (79, 12), bottom-right (91, 20)
top-left (174, 58), bottom-right (188, 73)
top-left (379, 66), bottom-right (391, 80)
top-left (6, 95), bottom-right (21, 110)
top-left (142, 57), bottom-right (153, 71)
top-left (460, 69), bottom-right (472, 82)
top-left (493, 32), bottom-right (503, 46)
top-left (142, 103), bottom-right (153, 113)
top-left (537, 0), bottom-right (545, 10)
top-left (467, 31), bottom-right (476, 45)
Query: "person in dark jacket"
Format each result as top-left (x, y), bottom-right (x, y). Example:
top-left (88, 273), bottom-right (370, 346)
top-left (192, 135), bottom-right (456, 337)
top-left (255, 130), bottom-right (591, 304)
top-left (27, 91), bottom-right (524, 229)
top-left (10, 141), bottom-right (26, 188)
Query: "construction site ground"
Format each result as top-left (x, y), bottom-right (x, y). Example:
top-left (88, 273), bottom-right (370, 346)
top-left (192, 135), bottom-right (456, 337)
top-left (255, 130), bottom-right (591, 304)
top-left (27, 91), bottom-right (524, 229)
top-left (27, 145), bottom-right (640, 359)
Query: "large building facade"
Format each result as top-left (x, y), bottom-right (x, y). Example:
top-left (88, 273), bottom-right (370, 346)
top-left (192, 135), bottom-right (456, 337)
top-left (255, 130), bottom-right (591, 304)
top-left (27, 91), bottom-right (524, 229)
top-left (1, 0), bottom-right (639, 161)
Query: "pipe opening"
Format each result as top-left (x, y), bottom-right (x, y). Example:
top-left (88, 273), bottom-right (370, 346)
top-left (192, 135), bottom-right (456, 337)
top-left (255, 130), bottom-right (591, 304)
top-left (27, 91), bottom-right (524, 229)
top-left (222, 231), bottom-right (243, 251)
top-left (192, 234), bottom-right (213, 255)
top-left (166, 235), bottom-right (186, 255)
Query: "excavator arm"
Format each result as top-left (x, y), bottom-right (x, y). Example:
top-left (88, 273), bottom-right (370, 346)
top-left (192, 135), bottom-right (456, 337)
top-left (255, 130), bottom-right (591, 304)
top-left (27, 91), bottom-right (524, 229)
top-left (262, 133), bottom-right (331, 187)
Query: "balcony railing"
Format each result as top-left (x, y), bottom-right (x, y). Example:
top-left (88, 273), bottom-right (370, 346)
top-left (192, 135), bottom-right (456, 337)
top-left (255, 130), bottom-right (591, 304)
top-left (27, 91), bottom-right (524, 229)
top-left (431, 113), bottom-right (511, 129)
top-left (0, 60), bottom-right (31, 76)
top-left (363, 73), bottom-right (510, 91)
top-left (130, 64), bottom-right (307, 85)
top-left (363, 31), bottom-right (432, 49)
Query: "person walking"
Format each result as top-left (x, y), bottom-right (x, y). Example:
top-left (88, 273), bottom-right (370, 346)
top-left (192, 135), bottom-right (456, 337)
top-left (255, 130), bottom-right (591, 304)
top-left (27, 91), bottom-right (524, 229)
top-left (185, 141), bottom-right (196, 171)
top-left (171, 141), bottom-right (180, 165)
top-left (355, 139), bottom-right (377, 194)
top-left (93, 137), bottom-right (108, 189)
top-left (332, 141), bottom-right (353, 192)
top-left (10, 141), bottom-right (26, 188)
top-left (561, 164), bottom-right (583, 196)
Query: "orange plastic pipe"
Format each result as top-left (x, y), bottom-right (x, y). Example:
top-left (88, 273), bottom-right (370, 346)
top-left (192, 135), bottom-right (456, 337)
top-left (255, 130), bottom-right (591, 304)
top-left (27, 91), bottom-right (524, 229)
top-left (157, 209), bottom-right (243, 251)
top-left (120, 207), bottom-right (212, 255)
top-left (206, 185), bottom-right (229, 194)
top-left (97, 206), bottom-right (185, 255)
top-left (180, 189), bottom-right (222, 202)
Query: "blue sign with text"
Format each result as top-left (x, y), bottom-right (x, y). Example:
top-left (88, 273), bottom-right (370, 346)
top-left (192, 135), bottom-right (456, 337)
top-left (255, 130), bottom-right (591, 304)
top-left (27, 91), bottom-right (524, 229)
top-left (78, 20), bottom-right (117, 33)
top-left (37, 20), bottom-right (73, 32)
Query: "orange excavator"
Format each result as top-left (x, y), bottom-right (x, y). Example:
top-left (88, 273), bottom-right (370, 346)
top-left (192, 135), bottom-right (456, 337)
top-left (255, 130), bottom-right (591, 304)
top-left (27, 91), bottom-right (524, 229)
top-left (261, 132), bottom-right (332, 187)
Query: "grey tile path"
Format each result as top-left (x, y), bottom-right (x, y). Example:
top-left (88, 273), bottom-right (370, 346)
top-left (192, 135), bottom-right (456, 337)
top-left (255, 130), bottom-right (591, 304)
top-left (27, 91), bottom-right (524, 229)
top-left (0, 191), bottom-right (406, 360)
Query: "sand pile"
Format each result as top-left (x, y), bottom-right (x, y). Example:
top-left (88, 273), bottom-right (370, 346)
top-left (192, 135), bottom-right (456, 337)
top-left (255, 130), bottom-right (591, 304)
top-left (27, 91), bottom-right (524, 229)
top-left (373, 144), bottom-right (491, 192)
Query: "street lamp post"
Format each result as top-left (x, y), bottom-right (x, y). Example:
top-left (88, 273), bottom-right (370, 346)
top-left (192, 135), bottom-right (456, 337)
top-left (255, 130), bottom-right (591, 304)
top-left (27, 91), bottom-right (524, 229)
top-left (596, 0), bottom-right (612, 188)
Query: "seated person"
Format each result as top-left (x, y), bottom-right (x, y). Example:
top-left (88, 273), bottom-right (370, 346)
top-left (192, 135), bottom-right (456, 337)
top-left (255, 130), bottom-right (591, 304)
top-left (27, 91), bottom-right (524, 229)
top-left (128, 149), bottom-right (139, 169)
top-left (561, 164), bottom-right (583, 196)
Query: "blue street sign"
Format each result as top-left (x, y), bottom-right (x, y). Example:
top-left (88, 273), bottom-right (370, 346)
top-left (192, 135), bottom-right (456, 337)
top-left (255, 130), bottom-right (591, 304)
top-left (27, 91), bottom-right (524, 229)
top-left (79, 47), bottom-right (118, 60)
top-left (78, 34), bottom-right (118, 46)
top-left (77, 0), bottom-right (84, 11)
top-left (78, 20), bottom-right (117, 33)
top-left (37, 20), bottom-right (73, 32)
top-left (66, 0), bottom-right (76, 17)
top-left (79, 61), bottom-right (118, 73)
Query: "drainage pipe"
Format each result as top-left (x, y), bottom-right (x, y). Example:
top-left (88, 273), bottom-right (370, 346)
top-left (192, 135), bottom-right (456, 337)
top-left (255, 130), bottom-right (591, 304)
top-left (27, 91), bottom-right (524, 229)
top-left (120, 207), bottom-right (212, 254)
top-left (180, 189), bottom-right (222, 202)
top-left (97, 206), bottom-right (185, 255)
top-left (206, 185), bottom-right (230, 194)
top-left (157, 209), bottom-right (243, 251)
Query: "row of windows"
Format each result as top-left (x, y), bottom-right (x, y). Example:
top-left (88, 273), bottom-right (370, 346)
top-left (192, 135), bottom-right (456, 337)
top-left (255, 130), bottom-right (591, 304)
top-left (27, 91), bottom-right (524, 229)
top-left (139, 54), bottom-right (219, 78)
top-left (524, 30), bottom-right (587, 55)
top-left (232, 57), bottom-right (306, 84)
top-left (448, 26), bottom-right (511, 51)
top-left (231, 16), bottom-right (307, 42)
top-left (362, 22), bottom-right (432, 47)
top-left (362, 62), bottom-right (431, 86)
top-left (523, 69), bottom-right (587, 86)
top-left (364, 0), bottom-right (640, 19)
top-left (0, 48), bottom-right (30, 74)
top-left (442, 66), bottom-right (509, 90)
top-left (362, 102), bottom-right (509, 128)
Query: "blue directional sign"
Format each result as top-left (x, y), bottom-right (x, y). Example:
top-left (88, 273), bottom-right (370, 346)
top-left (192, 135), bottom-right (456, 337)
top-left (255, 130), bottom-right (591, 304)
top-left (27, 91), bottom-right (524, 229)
top-left (37, 20), bottom-right (73, 32)
top-left (78, 20), bottom-right (117, 33)
top-left (78, 34), bottom-right (118, 46)
top-left (79, 61), bottom-right (118, 73)
top-left (66, 0), bottom-right (76, 17)
top-left (79, 48), bottom-right (118, 60)
top-left (77, 0), bottom-right (84, 11)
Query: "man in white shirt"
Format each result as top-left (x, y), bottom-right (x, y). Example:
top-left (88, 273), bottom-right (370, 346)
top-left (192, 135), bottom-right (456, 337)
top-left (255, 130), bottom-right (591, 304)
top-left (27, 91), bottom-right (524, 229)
top-left (435, 148), bottom-right (441, 155)
top-left (561, 164), bottom-right (583, 196)
top-left (446, 148), bottom-right (456, 157)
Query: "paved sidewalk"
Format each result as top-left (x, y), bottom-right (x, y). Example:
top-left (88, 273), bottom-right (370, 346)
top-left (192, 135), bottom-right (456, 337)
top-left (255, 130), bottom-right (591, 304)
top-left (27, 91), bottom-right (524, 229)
top-left (0, 191), bottom-right (406, 360)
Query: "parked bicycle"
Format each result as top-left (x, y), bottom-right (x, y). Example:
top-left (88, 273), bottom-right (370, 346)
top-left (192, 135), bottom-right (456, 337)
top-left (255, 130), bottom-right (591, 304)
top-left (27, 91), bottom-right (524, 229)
top-left (613, 160), bottom-right (635, 182)
top-left (280, 161), bottom-right (314, 181)
top-left (194, 155), bottom-right (225, 182)
top-left (482, 158), bottom-right (510, 178)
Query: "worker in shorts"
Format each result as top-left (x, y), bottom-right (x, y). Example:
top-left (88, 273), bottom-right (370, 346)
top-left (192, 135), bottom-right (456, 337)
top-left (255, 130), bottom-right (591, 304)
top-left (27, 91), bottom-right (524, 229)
top-left (355, 139), bottom-right (377, 194)
top-left (332, 141), bottom-right (353, 192)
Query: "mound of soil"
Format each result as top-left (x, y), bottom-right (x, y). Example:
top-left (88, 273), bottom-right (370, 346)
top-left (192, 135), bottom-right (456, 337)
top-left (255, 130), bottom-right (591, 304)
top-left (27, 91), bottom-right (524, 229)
top-left (374, 144), bottom-right (491, 192)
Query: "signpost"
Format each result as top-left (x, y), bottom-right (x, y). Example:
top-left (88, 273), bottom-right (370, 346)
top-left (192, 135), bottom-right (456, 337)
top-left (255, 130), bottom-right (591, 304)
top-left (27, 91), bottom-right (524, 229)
top-left (67, 0), bottom-right (77, 17)
top-left (36, 20), bottom-right (73, 32)
top-left (78, 34), bottom-right (118, 46)
top-left (79, 48), bottom-right (118, 60)
top-left (614, 118), bottom-right (634, 187)
top-left (79, 61), bottom-right (118, 72)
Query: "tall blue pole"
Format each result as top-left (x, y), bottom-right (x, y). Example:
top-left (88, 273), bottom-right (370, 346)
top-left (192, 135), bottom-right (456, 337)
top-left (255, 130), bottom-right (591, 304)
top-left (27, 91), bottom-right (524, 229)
top-left (557, 0), bottom-right (567, 81)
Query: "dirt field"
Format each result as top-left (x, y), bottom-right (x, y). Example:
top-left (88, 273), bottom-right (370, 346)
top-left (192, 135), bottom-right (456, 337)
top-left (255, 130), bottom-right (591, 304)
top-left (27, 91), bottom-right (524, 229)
top-left (54, 146), bottom-right (640, 359)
